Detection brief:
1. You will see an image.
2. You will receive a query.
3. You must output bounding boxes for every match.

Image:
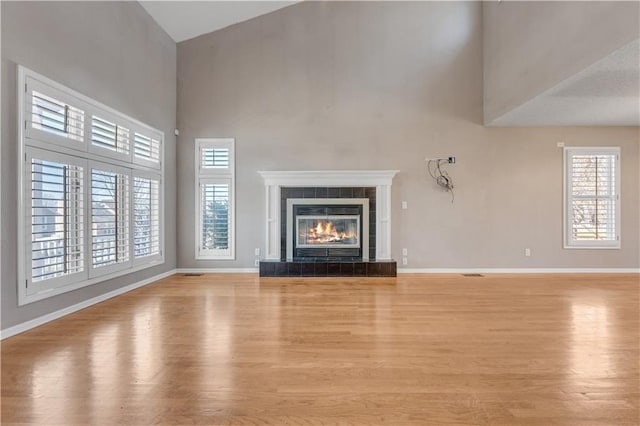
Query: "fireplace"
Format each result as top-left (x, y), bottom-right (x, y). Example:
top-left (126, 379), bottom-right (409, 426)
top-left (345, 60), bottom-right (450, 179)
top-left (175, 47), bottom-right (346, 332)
top-left (287, 198), bottom-right (369, 261)
top-left (293, 204), bottom-right (363, 259)
top-left (258, 170), bottom-right (398, 277)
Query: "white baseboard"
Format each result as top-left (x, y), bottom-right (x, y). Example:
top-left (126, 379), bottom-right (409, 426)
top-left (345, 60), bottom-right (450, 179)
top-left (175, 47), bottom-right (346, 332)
top-left (179, 267), bottom-right (639, 274)
top-left (176, 268), bottom-right (259, 274)
top-left (1, 269), bottom-right (177, 340)
top-left (398, 268), bottom-right (640, 274)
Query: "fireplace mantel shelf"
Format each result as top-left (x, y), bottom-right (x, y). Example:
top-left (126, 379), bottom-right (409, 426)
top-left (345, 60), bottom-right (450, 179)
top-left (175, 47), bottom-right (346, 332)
top-left (257, 170), bottom-right (398, 187)
top-left (258, 170), bottom-right (398, 262)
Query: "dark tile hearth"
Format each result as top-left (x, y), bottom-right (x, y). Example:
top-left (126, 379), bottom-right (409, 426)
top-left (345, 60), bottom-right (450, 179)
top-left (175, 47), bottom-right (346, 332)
top-left (259, 260), bottom-right (397, 277)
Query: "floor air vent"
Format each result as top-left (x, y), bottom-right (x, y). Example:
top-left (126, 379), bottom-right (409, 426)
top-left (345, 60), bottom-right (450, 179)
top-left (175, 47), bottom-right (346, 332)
top-left (462, 273), bottom-right (484, 277)
top-left (183, 273), bottom-right (203, 277)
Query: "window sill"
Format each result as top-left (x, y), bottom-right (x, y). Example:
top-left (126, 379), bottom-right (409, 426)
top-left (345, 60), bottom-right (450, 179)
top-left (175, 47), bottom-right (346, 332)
top-left (563, 245), bottom-right (621, 250)
top-left (19, 258), bottom-right (165, 306)
top-left (195, 256), bottom-right (236, 261)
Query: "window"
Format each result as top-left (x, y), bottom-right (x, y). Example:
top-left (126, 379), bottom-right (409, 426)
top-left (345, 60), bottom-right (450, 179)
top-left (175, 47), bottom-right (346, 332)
top-left (195, 139), bottom-right (235, 259)
top-left (27, 149), bottom-right (85, 293)
top-left (18, 66), bottom-right (164, 305)
top-left (133, 174), bottom-right (161, 260)
top-left (31, 90), bottom-right (84, 141)
top-left (134, 131), bottom-right (161, 165)
top-left (564, 147), bottom-right (620, 249)
top-left (91, 115), bottom-right (130, 155)
top-left (201, 146), bottom-right (230, 169)
top-left (201, 181), bottom-right (231, 251)
top-left (90, 164), bottom-right (130, 276)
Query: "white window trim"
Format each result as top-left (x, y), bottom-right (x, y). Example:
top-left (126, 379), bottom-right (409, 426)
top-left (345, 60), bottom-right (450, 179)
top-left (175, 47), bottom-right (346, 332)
top-left (24, 147), bottom-right (89, 296)
top-left (195, 138), bottom-right (235, 260)
top-left (563, 146), bottom-right (621, 249)
top-left (88, 160), bottom-right (133, 278)
top-left (17, 65), bottom-right (165, 306)
top-left (132, 170), bottom-right (164, 266)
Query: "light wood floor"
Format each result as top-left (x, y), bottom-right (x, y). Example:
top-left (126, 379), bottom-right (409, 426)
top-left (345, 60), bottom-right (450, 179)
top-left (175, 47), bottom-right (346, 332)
top-left (2, 273), bottom-right (638, 425)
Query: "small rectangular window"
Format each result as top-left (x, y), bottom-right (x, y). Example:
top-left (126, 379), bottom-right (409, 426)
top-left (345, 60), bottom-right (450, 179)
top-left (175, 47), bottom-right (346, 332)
top-left (134, 176), bottom-right (161, 259)
top-left (91, 116), bottom-right (130, 155)
top-left (564, 147), bottom-right (620, 249)
top-left (30, 90), bottom-right (84, 142)
top-left (196, 139), bottom-right (235, 259)
top-left (202, 148), bottom-right (230, 169)
top-left (91, 167), bottom-right (130, 272)
top-left (134, 132), bottom-right (161, 164)
top-left (201, 180), bottom-right (231, 251)
top-left (30, 154), bottom-right (85, 286)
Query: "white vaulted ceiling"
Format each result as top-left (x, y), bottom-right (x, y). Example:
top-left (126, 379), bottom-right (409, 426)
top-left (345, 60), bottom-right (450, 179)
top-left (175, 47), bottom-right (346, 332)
top-left (141, 1), bottom-right (639, 127)
top-left (490, 39), bottom-right (640, 126)
top-left (139, 1), bottom-right (300, 43)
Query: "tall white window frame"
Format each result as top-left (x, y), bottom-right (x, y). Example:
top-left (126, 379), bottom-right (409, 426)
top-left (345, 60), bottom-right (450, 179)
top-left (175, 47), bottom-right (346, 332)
top-left (133, 171), bottom-right (163, 264)
top-left (195, 138), bottom-right (235, 260)
top-left (89, 161), bottom-right (132, 278)
top-left (564, 146), bottom-right (621, 249)
top-left (18, 66), bottom-right (165, 305)
top-left (25, 147), bottom-right (87, 295)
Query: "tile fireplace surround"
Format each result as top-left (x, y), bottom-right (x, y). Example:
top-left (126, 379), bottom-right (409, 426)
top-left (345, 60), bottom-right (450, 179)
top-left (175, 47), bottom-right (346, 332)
top-left (258, 171), bottom-right (398, 277)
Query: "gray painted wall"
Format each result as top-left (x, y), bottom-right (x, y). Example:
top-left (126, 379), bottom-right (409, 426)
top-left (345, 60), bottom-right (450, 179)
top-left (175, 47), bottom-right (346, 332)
top-left (1, 1), bottom-right (177, 329)
top-left (483, 1), bottom-right (639, 124)
top-left (177, 1), bottom-right (639, 270)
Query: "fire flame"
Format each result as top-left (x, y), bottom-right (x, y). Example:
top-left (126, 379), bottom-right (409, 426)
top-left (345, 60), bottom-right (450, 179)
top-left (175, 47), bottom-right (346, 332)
top-left (307, 220), bottom-right (357, 244)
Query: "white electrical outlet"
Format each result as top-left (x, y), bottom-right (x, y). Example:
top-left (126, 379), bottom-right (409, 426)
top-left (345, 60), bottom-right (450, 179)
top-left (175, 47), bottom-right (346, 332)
top-left (254, 259), bottom-right (260, 266)
top-left (402, 248), bottom-right (408, 256)
top-left (402, 257), bottom-right (408, 265)
top-left (525, 248), bottom-right (531, 257)
top-left (254, 248), bottom-right (260, 256)
top-left (557, 142), bottom-right (565, 148)
top-left (401, 201), bottom-right (408, 210)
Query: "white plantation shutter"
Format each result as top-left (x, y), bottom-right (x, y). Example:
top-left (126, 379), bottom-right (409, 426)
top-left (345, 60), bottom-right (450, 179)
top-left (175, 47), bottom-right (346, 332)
top-left (565, 147), bottom-right (620, 248)
top-left (200, 180), bottom-right (231, 254)
top-left (196, 139), bottom-right (235, 259)
top-left (28, 151), bottom-right (85, 290)
top-left (90, 166), bottom-right (130, 274)
top-left (91, 116), bottom-right (130, 156)
top-left (202, 148), bottom-right (230, 169)
top-left (27, 87), bottom-right (85, 144)
top-left (134, 131), bottom-right (161, 165)
top-left (134, 176), bottom-right (161, 259)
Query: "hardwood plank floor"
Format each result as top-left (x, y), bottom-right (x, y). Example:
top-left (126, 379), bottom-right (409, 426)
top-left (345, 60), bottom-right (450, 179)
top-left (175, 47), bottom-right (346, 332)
top-left (1, 273), bottom-right (638, 425)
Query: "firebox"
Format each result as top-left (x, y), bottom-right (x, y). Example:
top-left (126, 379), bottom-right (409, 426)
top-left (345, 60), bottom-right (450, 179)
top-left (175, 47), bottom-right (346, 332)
top-left (296, 216), bottom-right (360, 248)
top-left (286, 198), bottom-right (369, 261)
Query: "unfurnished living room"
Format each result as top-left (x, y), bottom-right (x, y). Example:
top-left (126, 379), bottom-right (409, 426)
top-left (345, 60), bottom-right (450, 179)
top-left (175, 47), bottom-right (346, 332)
top-left (1, 1), bottom-right (639, 425)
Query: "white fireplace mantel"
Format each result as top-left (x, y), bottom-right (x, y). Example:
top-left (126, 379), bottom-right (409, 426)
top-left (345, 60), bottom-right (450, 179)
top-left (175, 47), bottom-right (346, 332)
top-left (258, 170), bottom-right (399, 261)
